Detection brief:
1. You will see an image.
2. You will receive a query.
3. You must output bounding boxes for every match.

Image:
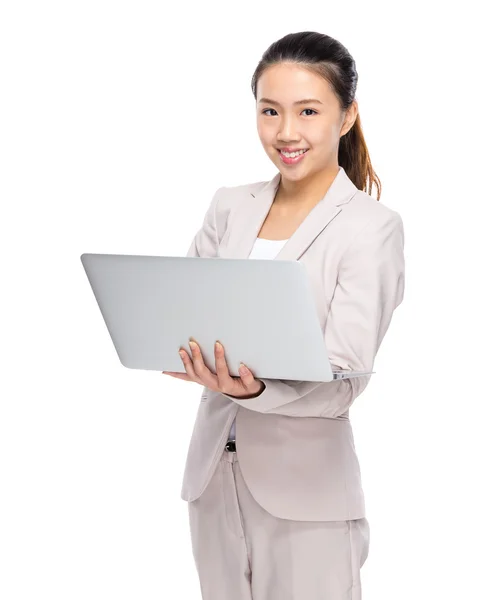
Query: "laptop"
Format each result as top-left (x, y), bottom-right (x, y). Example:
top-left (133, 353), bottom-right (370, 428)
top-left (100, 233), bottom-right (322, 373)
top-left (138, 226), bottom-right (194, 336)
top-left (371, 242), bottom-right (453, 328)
top-left (80, 253), bottom-right (374, 383)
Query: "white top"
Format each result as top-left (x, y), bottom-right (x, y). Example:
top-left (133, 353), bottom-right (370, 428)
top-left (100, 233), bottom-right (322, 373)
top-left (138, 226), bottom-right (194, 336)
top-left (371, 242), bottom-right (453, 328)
top-left (227, 237), bottom-right (289, 442)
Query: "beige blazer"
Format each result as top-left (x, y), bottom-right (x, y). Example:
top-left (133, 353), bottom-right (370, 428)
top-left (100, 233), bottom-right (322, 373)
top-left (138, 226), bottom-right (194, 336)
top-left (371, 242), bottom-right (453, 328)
top-left (180, 166), bottom-right (405, 521)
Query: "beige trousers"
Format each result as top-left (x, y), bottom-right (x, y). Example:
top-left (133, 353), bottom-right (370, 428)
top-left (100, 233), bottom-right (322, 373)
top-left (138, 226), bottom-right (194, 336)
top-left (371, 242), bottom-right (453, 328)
top-left (187, 447), bottom-right (370, 599)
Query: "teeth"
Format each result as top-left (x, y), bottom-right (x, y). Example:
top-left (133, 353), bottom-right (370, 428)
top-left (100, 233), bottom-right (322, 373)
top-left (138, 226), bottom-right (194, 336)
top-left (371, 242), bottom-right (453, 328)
top-left (281, 149), bottom-right (307, 158)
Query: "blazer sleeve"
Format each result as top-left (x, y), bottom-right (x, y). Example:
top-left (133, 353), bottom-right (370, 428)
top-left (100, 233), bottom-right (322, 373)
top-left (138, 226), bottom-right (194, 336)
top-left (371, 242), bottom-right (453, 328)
top-left (185, 187), bottom-right (226, 258)
top-left (221, 211), bottom-right (405, 418)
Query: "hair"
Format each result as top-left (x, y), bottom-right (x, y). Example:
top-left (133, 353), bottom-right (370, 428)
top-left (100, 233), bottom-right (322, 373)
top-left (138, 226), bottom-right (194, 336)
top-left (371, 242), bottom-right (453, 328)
top-left (251, 31), bottom-right (381, 201)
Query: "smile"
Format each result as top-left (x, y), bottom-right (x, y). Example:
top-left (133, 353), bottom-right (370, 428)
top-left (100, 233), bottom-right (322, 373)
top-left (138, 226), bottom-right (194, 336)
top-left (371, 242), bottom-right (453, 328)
top-left (278, 149), bottom-right (309, 165)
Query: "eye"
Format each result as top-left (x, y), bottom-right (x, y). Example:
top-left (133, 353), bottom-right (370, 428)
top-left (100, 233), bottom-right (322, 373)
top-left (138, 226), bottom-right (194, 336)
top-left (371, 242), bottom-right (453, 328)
top-left (261, 108), bottom-right (318, 116)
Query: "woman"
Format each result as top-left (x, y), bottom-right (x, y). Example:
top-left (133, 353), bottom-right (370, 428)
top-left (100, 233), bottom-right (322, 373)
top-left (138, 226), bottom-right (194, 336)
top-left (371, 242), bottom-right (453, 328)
top-left (163, 31), bottom-right (405, 600)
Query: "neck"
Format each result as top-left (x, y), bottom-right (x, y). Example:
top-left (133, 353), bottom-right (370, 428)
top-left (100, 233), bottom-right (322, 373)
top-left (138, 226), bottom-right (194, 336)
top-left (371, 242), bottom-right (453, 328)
top-left (275, 164), bottom-right (340, 207)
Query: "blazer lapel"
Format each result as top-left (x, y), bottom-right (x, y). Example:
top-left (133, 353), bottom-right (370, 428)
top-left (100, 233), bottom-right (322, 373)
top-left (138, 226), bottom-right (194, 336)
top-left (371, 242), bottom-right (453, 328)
top-left (219, 165), bottom-right (359, 262)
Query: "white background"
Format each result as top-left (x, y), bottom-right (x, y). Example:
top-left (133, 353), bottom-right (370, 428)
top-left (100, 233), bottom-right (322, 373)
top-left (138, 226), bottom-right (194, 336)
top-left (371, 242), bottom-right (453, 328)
top-left (1, 1), bottom-right (484, 598)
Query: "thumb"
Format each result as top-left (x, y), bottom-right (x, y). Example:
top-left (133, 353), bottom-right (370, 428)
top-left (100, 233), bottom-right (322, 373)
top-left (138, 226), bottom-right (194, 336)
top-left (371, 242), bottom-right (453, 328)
top-left (238, 362), bottom-right (259, 392)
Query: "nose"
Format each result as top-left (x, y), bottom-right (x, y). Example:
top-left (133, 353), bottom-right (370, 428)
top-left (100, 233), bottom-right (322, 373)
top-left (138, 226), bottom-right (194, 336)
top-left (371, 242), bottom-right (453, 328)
top-left (276, 115), bottom-right (300, 143)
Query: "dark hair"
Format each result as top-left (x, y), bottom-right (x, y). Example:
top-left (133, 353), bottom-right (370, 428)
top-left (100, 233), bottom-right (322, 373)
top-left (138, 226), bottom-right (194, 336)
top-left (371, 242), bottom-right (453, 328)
top-left (251, 31), bottom-right (381, 201)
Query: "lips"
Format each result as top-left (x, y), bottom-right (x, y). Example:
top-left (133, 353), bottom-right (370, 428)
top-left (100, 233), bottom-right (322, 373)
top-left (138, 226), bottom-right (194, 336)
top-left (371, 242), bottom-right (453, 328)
top-left (277, 148), bottom-right (309, 165)
top-left (277, 148), bottom-right (309, 154)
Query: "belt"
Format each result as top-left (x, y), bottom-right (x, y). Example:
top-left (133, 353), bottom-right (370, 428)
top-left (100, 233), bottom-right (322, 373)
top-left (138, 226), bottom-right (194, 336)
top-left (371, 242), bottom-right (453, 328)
top-left (225, 440), bottom-right (237, 452)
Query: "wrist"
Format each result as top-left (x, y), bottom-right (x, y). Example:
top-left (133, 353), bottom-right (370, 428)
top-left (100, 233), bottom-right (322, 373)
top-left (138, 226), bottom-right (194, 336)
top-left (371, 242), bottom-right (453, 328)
top-left (237, 380), bottom-right (266, 400)
top-left (226, 380), bottom-right (266, 400)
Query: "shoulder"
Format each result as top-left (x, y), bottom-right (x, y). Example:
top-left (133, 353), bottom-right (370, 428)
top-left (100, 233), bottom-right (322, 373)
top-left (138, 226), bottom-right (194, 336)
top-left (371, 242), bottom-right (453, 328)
top-left (348, 189), bottom-right (403, 227)
top-left (214, 179), bottom-right (267, 207)
top-left (210, 178), bottom-right (269, 232)
top-left (342, 190), bottom-right (404, 250)
top-left (342, 190), bottom-right (404, 257)
top-left (212, 178), bottom-right (404, 241)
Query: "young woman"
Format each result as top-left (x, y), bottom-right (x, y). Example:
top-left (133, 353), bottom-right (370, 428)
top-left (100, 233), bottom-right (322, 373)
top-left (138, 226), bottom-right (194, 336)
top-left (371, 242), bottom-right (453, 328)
top-left (163, 30), bottom-right (405, 600)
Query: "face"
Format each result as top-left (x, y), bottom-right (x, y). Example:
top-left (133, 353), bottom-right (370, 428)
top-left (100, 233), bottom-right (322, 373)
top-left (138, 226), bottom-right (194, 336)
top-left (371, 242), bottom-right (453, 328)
top-left (256, 62), bottom-right (357, 182)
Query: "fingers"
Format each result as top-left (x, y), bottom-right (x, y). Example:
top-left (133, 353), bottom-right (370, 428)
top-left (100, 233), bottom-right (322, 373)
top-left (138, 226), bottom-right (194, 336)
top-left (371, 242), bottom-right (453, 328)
top-left (237, 362), bottom-right (257, 389)
top-left (182, 340), bottom-right (219, 388)
top-left (162, 340), bottom-right (261, 398)
top-left (178, 346), bottom-right (203, 383)
top-left (214, 341), bottom-right (256, 394)
top-left (214, 341), bottom-right (233, 391)
top-left (162, 371), bottom-right (192, 380)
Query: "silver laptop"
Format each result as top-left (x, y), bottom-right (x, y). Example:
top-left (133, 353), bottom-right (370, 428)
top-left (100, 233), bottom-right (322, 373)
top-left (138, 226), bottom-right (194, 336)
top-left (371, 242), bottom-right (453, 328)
top-left (80, 253), bottom-right (374, 383)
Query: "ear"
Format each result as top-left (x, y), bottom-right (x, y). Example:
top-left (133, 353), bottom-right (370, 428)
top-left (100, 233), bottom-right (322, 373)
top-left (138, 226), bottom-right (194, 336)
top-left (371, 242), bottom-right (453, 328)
top-left (340, 100), bottom-right (359, 137)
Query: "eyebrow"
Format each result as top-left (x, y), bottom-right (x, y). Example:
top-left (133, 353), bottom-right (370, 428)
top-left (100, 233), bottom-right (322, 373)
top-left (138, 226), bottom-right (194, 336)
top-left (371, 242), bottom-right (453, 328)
top-left (258, 97), bottom-right (323, 106)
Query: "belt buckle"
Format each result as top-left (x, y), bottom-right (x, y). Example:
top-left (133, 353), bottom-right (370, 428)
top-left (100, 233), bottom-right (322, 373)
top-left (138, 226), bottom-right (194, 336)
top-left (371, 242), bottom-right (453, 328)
top-left (225, 440), bottom-right (236, 452)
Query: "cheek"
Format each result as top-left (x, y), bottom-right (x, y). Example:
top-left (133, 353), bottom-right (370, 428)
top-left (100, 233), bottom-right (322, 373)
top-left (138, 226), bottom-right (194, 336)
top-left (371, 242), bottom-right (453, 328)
top-left (256, 120), bottom-right (271, 142)
top-left (309, 130), bottom-right (339, 152)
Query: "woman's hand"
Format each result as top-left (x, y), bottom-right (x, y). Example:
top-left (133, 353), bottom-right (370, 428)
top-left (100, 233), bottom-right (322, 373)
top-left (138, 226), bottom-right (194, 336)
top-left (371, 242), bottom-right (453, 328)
top-left (162, 339), bottom-right (265, 399)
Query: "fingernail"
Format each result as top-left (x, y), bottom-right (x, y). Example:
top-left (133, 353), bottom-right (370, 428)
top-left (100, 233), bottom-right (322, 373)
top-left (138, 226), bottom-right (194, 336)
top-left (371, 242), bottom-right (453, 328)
top-left (239, 363), bottom-right (249, 374)
top-left (215, 341), bottom-right (222, 350)
top-left (189, 341), bottom-right (197, 350)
